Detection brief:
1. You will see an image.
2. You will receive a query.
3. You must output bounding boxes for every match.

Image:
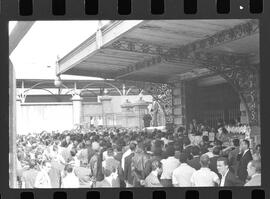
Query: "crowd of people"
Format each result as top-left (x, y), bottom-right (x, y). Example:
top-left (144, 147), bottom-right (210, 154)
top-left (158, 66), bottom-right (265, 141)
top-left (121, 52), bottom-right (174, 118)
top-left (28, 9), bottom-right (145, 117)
top-left (15, 121), bottom-right (261, 188)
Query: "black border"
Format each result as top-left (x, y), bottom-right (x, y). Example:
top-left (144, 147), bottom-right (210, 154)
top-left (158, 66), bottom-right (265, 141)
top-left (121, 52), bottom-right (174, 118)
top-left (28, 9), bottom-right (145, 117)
top-left (1, 0), bottom-right (270, 198)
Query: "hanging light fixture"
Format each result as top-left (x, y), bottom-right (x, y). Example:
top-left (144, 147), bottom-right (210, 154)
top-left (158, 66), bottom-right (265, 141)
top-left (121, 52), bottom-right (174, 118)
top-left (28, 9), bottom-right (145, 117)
top-left (54, 75), bottom-right (62, 88)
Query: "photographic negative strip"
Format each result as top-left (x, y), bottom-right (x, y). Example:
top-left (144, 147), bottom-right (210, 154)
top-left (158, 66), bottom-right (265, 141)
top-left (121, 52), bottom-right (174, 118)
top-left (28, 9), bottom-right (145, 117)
top-left (1, 0), bottom-right (269, 199)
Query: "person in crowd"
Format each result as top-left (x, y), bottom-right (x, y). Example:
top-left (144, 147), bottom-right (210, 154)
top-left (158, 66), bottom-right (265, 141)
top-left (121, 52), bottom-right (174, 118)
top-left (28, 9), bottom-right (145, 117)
top-left (209, 146), bottom-right (221, 176)
top-left (16, 124), bottom-right (259, 188)
top-left (144, 160), bottom-right (163, 187)
top-left (61, 135), bottom-right (71, 148)
top-left (144, 142), bottom-right (163, 177)
top-left (199, 136), bottom-right (210, 154)
top-left (216, 157), bottom-right (243, 186)
top-left (114, 144), bottom-right (123, 163)
top-left (61, 164), bottom-right (80, 188)
top-left (228, 138), bottom-right (240, 174)
top-left (182, 138), bottom-right (193, 160)
top-left (131, 142), bottom-right (149, 187)
top-left (76, 142), bottom-right (89, 166)
top-left (124, 143), bottom-right (136, 187)
top-left (34, 160), bottom-right (52, 188)
top-left (89, 142), bottom-right (104, 182)
top-left (190, 154), bottom-right (220, 187)
top-left (74, 161), bottom-right (93, 188)
top-left (216, 126), bottom-right (230, 146)
top-left (160, 145), bottom-right (180, 187)
top-left (187, 146), bottom-right (201, 170)
top-left (237, 139), bottom-right (253, 183)
top-left (245, 160), bottom-right (261, 186)
top-left (21, 160), bottom-right (38, 188)
top-left (95, 167), bottom-right (118, 188)
top-left (252, 144), bottom-right (261, 161)
top-left (172, 152), bottom-right (196, 187)
top-left (102, 148), bottom-right (121, 187)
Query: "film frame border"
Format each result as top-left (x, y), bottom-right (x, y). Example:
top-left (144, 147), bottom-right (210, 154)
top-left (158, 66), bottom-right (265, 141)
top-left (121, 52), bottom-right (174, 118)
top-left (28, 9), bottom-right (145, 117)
top-left (1, 0), bottom-right (269, 199)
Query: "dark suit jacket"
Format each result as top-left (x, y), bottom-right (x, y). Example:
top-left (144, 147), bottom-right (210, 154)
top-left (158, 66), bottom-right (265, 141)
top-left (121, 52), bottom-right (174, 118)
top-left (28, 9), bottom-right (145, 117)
top-left (183, 145), bottom-right (193, 160)
top-left (237, 150), bottom-right (253, 182)
top-left (228, 147), bottom-right (239, 174)
top-left (187, 156), bottom-right (201, 170)
top-left (223, 170), bottom-right (244, 186)
top-left (124, 153), bottom-right (135, 185)
top-left (209, 156), bottom-right (219, 175)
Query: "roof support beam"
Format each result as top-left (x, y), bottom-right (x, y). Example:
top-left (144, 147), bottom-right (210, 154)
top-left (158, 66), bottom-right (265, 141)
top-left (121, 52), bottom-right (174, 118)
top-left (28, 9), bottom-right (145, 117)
top-left (108, 19), bottom-right (259, 58)
top-left (115, 56), bottom-right (163, 79)
top-left (9, 22), bottom-right (35, 55)
top-left (57, 20), bottom-right (144, 76)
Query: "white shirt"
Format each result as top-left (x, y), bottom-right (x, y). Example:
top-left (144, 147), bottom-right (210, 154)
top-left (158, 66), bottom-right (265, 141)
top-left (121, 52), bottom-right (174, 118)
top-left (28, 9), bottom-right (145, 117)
top-left (190, 167), bottom-right (220, 187)
top-left (121, 149), bottom-right (131, 170)
top-left (220, 169), bottom-right (229, 187)
top-left (172, 163), bottom-right (196, 187)
top-left (160, 157), bottom-right (180, 180)
top-left (62, 172), bottom-right (80, 188)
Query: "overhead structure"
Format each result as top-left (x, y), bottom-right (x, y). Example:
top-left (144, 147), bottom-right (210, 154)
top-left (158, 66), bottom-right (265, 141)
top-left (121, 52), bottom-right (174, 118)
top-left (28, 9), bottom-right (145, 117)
top-left (56, 20), bottom-right (260, 133)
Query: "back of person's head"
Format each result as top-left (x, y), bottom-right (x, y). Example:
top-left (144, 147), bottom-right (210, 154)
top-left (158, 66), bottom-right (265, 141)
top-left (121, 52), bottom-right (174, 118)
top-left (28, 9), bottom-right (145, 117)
top-left (152, 146), bottom-right (162, 156)
top-left (202, 136), bottom-right (209, 142)
top-left (183, 137), bottom-right (191, 146)
top-left (65, 164), bottom-right (74, 173)
top-left (233, 138), bottom-right (240, 147)
top-left (70, 148), bottom-right (77, 157)
top-left (213, 146), bottom-right (221, 156)
top-left (250, 160), bottom-right (261, 173)
top-left (129, 143), bottom-right (136, 151)
top-left (165, 145), bottom-right (175, 157)
top-left (200, 154), bottom-right (210, 167)
top-left (116, 145), bottom-right (122, 152)
top-left (151, 160), bottom-right (162, 171)
top-left (215, 140), bottom-right (223, 147)
top-left (179, 152), bottom-right (188, 163)
top-left (191, 146), bottom-right (200, 156)
top-left (28, 160), bottom-right (36, 169)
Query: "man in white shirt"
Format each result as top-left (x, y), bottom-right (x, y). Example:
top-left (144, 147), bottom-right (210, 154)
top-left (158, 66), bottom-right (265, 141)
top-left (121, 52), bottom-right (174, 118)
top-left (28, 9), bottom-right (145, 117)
top-left (190, 154), bottom-right (220, 187)
top-left (61, 164), bottom-right (80, 188)
top-left (172, 152), bottom-right (196, 187)
top-left (160, 146), bottom-right (180, 187)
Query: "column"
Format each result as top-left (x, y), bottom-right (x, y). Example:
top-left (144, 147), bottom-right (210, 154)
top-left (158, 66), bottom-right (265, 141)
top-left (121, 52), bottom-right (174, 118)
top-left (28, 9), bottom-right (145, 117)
top-left (172, 81), bottom-right (187, 129)
top-left (9, 60), bottom-right (17, 188)
top-left (120, 99), bottom-right (134, 128)
top-left (16, 97), bottom-right (22, 135)
top-left (133, 97), bottom-right (149, 129)
top-left (100, 95), bottom-right (112, 127)
top-left (240, 101), bottom-right (249, 125)
top-left (72, 94), bottom-right (82, 126)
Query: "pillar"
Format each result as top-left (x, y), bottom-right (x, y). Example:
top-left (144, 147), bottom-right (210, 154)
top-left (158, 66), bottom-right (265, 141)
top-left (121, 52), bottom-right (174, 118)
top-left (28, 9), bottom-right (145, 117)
top-left (100, 95), bottom-right (112, 127)
top-left (133, 97), bottom-right (149, 129)
top-left (172, 81), bottom-right (187, 130)
top-left (72, 94), bottom-right (82, 126)
top-left (16, 97), bottom-right (22, 135)
top-left (9, 60), bottom-right (17, 188)
top-left (240, 101), bottom-right (249, 125)
top-left (120, 99), bottom-right (134, 128)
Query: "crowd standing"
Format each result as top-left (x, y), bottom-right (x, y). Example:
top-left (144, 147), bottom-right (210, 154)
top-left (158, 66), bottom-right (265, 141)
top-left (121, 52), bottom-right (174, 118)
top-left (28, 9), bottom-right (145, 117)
top-left (16, 119), bottom-right (261, 188)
